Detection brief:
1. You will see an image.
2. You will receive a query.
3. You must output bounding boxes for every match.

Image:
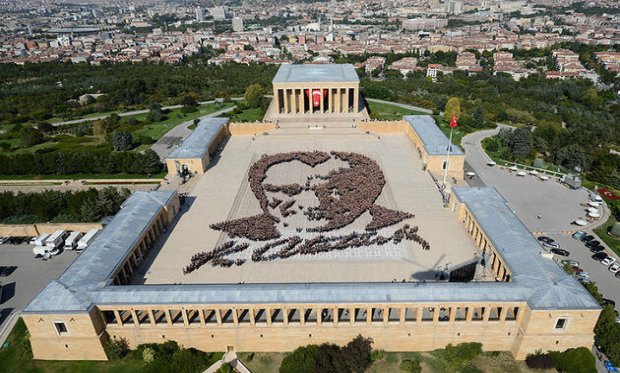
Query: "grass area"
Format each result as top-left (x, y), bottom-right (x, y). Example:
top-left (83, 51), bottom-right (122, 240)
top-left (594, 215), bottom-right (620, 257)
top-left (0, 172), bottom-right (166, 181)
top-left (367, 101), bottom-right (428, 120)
top-left (0, 318), bottom-right (146, 373)
top-left (225, 107), bottom-right (265, 122)
top-left (237, 352), bottom-right (286, 373)
top-left (129, 102), bottom-right (235, 140)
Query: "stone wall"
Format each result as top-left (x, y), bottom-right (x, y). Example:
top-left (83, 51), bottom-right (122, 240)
top-left (227, 122), bottom-right (277, 135)
top-left (0, 222), bottom-right (103, 237)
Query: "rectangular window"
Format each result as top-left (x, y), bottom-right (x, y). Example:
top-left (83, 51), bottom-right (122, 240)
top-left (555, 318), bottom-right (567, 330)
top-left (54, 322), bottom-right (67, 335)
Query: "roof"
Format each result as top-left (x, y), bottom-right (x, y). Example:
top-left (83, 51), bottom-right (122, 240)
top-left (24, 190), bottom-right (176, 313)
top-left (167, 117), bottom-right (228, 159)
top-left (24, 188), bottom-right (600, 314)
top-left (273, 64), bottom-right (359, 84)
top-left (452, 187), bottom-right (600, 310)
top-left (404, 115), bottom-right (464, 156)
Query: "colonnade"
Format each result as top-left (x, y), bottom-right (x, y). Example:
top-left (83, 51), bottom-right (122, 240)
top-left (100, 303), bottom-right (523, 329)
top-left (462, 209), bottom-right (511, 282)
top-left (273, 86), bottom-right (359, 115)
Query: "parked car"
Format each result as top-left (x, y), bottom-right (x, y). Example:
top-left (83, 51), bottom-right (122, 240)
top-left (572, 266), bottom-right (584, 274)
top-left (602, 256), bottom-right (617, 266)
top-left (581, 235), bottom-right (595, 242)
top-left (592, 252), bottom-right (608, 261)
top-left (576, 272), bottom-right (590, 280)
top-left (0, 237), bottom-right (9, 244)
top-left (585, 240), bottom-right (601, 248)
top-left (542, 241), bottom-right (561, 250)
top-left (579, 278), bottom-right (592, 284)
top-left (609, 263), bottom-right (620, 274)
top-left (561, 259), bottom-right (580, 267)
top-left (551, 248), bottom-right (570, 256)
top-left (537, 236), bottom-right (555, 244)
top-left (572, 231), bottom-right (587, 240)
top-left (590, 245), bottom-right (606, 253)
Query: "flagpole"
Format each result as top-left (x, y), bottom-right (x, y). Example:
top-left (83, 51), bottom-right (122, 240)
top-left (442, 126), bottom-right (453, 186)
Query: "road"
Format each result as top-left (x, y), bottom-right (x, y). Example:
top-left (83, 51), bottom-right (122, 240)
top-left (150, 105), bottom-right (237, 159)
top-left (51, 98), bottom-right (242, 127)
top-left (365, 98), bottom-right (433, 114)
top-left (461, 129), bottom-right (619, 313)
top-left (0, 244), bottom-right (78, 345)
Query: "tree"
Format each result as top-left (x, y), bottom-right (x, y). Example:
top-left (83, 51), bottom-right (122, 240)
top-left (443, 97), bottom-right (461, 122)
top-left (400, 359), bottom-right (422, 373)
top-left (181, 94), bottom-right (198, 108)
top-left (342, 335), bottom-right (373, 373)
top-left (104, 337), bottom-right (129, 360)
top-left (472, 106), bottom-right (485, 128)
top-left (20, 127), bottom-right (44, 147)
top-left (549, 347), bottom-right (595, 373)
top-left (555, 144), bottom-right (592, 172)
top-left (147, 102), bottom-right (163, 122)
top-left (508, 127), bottom-right (533, 159)
top-left (279, 345), bottom-right (319, 373)
top-left (111, 131), bottom-right (134, 151)
top-left (36, 122), bottom-right (54, 133)
top-left (314, 343), bottom-right (348, 373)
top-left (244, 84), bottom-right (265, 108)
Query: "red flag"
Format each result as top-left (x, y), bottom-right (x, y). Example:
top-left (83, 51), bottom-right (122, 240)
top-left (449, 115), bottom-right (458, 128)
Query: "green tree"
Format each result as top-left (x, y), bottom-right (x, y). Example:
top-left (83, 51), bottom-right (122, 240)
top-left (508, 127), bottom-right (533, 159)
top-left (244, 84), bottom-right (265, 108)
top-left (444, 97), bottom-right (461, 122)
top-left (549, 347), bottom-right (595, 373)
top-left (472, 106), bottom-right (485, 128)
top-left (279, 345), bottom-right (319, 373)
top-left (342, 335), bottom-right (373, 373)
top-left (104, 337), bottom-right (129, 360)
top-left (148, 102), bottom-right (163, 122)
top-left (400, 359), bottom-right (422, 373)
top-left (555, 144), bottom-right (592, 172)
top-left (19, 127), bottom-right (44, 147)
top-left (111, 131), bottom-right (134, 151)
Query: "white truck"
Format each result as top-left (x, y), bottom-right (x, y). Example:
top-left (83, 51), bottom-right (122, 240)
top-left (77, 229), bottom-right (100, 252)
top-left (64, 231), bottom-right (84, 250)
top-left (33, 245), bottom-right (56, 258)
top-left (33, 233), bottom-right (50, 247)
top-left (45, 230), bottom-right (67, 249)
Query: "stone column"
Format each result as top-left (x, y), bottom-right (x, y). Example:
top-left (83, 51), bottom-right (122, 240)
top-left (344, 88), bottom-right (350, 113)
top-left (298, 89), bottom-right (304, 114)
top-left (249, 308), bottom-right (256, 326)
top-left (199, 309), bottom-right (206, 326)
top-left (274, 88), bottom-right (281, 114)
top-left (283, 89), bottom-right (289, 114)
top-left (353, 86), bottom-right (359, 114)
top-left (466, 307), bottom-right (473, 323)
top-left (319, 87), bottom-right (325, 113)
top-left (291, 90), bottom-right (297, 113)
top-left (113, 310), bottom-right (123, 327)
top-left (181, 309), bottom-right (189, 326)
top-left (336, 88), bottom-right (342, 113)
top-left (131, 310), bottom-right (139, 326)
top-left (483, 306), bottom-right (491, 323)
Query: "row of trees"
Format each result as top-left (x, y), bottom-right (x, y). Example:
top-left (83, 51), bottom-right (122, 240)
top-left (0, 187), bottom-right (131, 223)
top-left (0, 149), bottom-right (162, 176)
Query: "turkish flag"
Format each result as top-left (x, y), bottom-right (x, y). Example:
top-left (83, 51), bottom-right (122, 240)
top-left (449, 115), bottom-right (458, 128)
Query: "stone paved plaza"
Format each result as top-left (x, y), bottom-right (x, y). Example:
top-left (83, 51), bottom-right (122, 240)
top-left (134, 130), bottom-right (480, 284)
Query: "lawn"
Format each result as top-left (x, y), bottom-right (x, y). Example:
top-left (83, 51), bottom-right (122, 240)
top-left (225, 107), bottom-right (265, 122)
top-left (0, 318), bottom-right (145, 373)
top-left (237, 352), bottom-right (286, 373)
top-left (594, 216), bottom-right (620, 257)
top-left (128, 102), bottom-right (235, 140)
top-left (367, 101), bottom-right (428, 121)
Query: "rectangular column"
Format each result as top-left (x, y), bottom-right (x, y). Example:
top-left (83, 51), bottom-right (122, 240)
top-left (335, 88), bottom-right (341, 113)
top-left (353, 87), bottom-right (359, 114)
top-left (274, 89), bottom-right (281, 114)
top-left (298, 89), bottom-right (304, 114)
top-left (320, 88), bottom-right (324, 113)
top-left (344, 88), bottom-right (350, 113)
top-left (291, 89), bottom-right (297, 113)
top-left (283, 89), bottom-right (289, 114)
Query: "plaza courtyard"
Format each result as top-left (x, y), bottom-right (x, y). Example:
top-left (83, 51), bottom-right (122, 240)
top-left (133, 129), bottom-right (480, 284)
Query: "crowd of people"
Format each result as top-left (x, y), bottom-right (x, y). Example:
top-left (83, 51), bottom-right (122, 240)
top-left (186, 151), bottom-right (431, 273)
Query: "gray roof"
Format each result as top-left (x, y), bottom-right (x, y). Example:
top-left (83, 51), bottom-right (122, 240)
top-left (24, 188), bottom-right (600, 314)
top-left (273, 64), bottom-right (359, 84)
top-left (452, 187), bottom-right (600, 310)
top-left (24, 190), bottom-right (176, 313)
top-left (404, 115), bottom-right (464, 156)
top-left (167, 117), bottom-right (229, 159)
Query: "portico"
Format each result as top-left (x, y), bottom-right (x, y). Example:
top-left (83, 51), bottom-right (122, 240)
top-left (265, 64), bottom-right (369, 121)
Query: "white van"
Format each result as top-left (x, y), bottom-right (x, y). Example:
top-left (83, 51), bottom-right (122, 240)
top-left (33, 233), bottom-right (50, 247)
top-left (45, 230), bottom-right (66, 249)
top-left (64, 231), bottom-right (83, 250)
top-left (33, 245), bottom-right (59, 258)
top-left (77, 229), bottom-right (100, 252)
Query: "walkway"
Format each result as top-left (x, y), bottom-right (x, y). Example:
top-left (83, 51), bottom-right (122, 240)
top-left (204, 351), bottom-right (251, 373)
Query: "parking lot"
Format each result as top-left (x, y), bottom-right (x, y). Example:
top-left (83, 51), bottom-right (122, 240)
top-left (541, 233), bottom-right (619, 313)
top-left (0, 243), bottom-right (78, 339)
